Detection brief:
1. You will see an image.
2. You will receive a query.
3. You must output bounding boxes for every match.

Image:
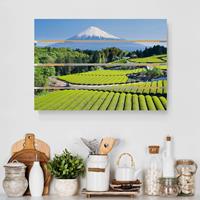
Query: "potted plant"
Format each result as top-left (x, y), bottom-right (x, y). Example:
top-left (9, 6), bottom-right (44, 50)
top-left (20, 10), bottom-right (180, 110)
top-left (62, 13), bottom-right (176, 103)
top-left (47, 149), bottom-right (85, 196)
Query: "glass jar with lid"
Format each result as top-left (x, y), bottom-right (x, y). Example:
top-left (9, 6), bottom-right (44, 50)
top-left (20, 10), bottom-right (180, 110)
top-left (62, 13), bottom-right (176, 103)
top-left (176, 159), bottom-right (197, 196)
top-left (159, 178), bottom-right (179, 197)
top-left (144, 145), bottom-right (162, 196)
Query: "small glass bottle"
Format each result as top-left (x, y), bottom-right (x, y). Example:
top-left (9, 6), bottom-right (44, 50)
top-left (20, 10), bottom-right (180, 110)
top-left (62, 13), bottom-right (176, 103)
top-left (159, 178), bottom-right (179, 197)
top-left (144, 146), bottom-right (162, 196)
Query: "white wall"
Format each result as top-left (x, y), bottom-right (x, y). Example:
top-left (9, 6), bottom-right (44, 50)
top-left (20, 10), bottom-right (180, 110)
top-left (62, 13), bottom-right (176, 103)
top-left (0, 0), bottom-right (200, 194)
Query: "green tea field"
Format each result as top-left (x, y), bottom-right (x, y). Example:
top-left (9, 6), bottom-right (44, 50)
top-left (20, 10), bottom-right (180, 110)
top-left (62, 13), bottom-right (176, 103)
top-left (58, 69), bottom-right (145, 85)
top-left (35, 90), bottom-right (167, 111)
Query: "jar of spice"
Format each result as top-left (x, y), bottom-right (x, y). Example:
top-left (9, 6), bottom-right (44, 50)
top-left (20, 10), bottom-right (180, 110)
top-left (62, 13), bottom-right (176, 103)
top-left (176, 159), bottom-right (197, 196)
top-left (144, 146), bottom-right (162, 196)
top-left (3, 160), bottom-right (28, 197)
top-left (159, 178), bottom-right (179, 197)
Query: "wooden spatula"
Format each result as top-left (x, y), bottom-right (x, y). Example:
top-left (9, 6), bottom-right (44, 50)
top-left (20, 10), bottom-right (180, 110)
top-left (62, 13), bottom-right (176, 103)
top-left (99, 137), bottom-right (116, 155)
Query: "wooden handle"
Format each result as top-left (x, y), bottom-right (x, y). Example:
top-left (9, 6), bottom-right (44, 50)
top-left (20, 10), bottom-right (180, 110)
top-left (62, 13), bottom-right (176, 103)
top-left (116, 153), bottom-right (135, 168)
top-left (23, 134), bottom-right (36, 150)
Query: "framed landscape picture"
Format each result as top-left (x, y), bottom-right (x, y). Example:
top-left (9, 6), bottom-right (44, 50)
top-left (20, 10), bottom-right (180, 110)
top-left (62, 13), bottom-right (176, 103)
top-left (34, 19), bottom-right (167, 111)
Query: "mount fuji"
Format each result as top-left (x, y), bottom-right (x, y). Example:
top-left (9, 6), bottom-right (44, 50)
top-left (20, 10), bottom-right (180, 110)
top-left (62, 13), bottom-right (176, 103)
top-left (69, 26), bottom-right (120, 40)
top-left (49, 26), bottom-right (145, 51)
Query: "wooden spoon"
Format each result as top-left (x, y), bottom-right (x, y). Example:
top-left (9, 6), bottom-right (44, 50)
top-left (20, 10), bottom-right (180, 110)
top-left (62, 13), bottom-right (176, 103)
top-left (99, 137), bottom-right (116, 155)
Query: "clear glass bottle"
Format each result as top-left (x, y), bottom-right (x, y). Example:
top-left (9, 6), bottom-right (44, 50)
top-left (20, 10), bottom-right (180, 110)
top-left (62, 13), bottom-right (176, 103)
top-left (144, 145), bottom-right (162, 196)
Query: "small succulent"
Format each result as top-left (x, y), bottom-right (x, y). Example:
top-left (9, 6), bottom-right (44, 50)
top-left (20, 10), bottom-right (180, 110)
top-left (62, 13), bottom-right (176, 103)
top-left (47, 149), bottom-right (85, 179)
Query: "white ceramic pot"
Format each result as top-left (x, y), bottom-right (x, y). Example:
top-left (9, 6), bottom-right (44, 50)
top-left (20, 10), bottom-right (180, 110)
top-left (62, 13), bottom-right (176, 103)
top-left (3, 161), bottom-right (28, 197)
top-left (54, 179), bottom-right (78, 196)
top-left (86, 155), bottom-right (110, 191)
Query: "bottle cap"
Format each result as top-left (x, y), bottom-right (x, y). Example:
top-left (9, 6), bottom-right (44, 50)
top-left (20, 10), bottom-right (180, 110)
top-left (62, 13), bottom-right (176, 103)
top-left (148, 145), bottom-right (160, 154)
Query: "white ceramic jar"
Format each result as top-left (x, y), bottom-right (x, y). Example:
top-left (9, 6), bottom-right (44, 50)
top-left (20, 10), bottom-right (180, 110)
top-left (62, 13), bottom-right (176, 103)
top-left (86, 155), bottom-right (110, 191)
top-left (3, 160), bottom-right (28, 197)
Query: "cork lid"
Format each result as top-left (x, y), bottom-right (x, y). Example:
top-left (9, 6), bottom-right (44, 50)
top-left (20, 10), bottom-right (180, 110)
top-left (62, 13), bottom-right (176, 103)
top-left (166, 136), bottom-right (171, 141)
top-left (148, 145), bottom-right (160, 154)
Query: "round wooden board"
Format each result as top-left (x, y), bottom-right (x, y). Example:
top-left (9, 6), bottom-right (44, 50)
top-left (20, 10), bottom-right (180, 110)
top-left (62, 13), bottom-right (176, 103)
top-left (8, 149), bottom-right (51, 195)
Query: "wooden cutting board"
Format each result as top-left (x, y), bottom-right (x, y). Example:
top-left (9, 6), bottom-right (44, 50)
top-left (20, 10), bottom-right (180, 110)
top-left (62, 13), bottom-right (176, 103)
top-left (8, 134), bottom-right (51, 195)
top-left (11, 133), bottom-right (50, 158)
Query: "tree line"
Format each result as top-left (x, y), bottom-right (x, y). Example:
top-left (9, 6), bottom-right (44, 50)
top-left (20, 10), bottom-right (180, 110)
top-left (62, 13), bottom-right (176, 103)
top-left (34, 45), bottom-right (167, 89)
top-left (35, 45), bottom-right (167, 64)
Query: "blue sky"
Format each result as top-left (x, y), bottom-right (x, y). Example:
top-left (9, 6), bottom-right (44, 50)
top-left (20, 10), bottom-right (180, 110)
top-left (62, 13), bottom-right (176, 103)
top-left (35, 19), bottom-right (167, 40)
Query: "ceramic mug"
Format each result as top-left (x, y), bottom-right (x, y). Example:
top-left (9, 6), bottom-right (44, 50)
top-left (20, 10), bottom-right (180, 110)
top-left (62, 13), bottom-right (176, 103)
top-left (115, 153), bottom-right (135, 181)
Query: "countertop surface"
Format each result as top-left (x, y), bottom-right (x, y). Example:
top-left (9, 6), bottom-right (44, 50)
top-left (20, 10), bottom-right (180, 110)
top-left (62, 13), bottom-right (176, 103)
top-left (0, 195), bottom-right (199, 200)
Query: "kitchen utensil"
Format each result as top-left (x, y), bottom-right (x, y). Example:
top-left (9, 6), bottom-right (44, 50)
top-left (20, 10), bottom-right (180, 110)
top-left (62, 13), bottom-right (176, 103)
top-left (8, 134), bottom-right (51, 195)
top-left (12, 133), bottom-right (50, 158)
top-left (81, 138), bottom-right (99, 155)
top-left (3, 160), bottom-right (28, 197)
top-left (98, 137), bottom-right (116, 155)
top-left (115, 153), bottom-right (139, 182)
top-left (86, 154), bottom-right (110, 191)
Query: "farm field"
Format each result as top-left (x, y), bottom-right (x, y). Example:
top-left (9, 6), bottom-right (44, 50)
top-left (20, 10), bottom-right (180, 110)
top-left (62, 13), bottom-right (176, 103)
top-left (35, 90), bottom-right (167, 111)
top-left (109, 55), bottom-right (167, 65)
top-left (93, 80), bottom-right (167, 94)
top-left (129, 54), bottom-right (167, 63)
top-left (58, 69), bottom-right (145, 85)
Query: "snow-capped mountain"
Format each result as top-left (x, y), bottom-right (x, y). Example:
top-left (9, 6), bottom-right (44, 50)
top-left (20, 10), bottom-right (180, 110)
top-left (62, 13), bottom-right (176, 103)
top-left (48, 26), bottom-right (146, 51)
top-left (69, 26), bottom-right (120, 40)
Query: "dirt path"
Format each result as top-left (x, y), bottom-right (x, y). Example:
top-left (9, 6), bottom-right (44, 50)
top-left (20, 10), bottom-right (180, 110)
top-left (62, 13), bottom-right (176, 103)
top-left (48, 77), bottom-right (67, 87)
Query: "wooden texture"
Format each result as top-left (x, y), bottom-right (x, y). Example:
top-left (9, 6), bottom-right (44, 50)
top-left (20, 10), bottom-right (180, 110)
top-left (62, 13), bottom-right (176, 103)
top-left (111, 179), bottom-right (142, 185)
top-left (88, 168), bottom-right (105, 172)
top-left (82, 189), bottom-right (139, 198)
top-left (8, 134), bottom-right (51, 196)
top-left (98, 137), bottom-right (116, 155)
top-left (12, 133), bottom-right (50, 158)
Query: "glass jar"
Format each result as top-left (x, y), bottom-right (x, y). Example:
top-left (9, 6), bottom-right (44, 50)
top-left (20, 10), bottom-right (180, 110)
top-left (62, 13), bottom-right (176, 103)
top-left (144, 146), bottom-right (162, 196)
top-left (159, 178), bottom-right (179, 197)
top-left (176, 160), bottom-right (197, 196)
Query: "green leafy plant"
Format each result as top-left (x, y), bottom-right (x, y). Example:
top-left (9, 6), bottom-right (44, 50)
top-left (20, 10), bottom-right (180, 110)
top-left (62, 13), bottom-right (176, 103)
top-left (47, 149), bottom-right (85, 179)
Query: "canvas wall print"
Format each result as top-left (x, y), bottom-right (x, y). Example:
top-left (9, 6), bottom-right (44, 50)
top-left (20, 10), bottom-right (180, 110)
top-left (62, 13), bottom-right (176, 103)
top-left (34, 19), bottom-right (167, 111)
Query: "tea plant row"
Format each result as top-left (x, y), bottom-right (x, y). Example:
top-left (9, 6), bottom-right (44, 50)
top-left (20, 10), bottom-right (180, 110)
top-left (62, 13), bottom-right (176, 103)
top-left (35, 90), bottom-right (167, 111)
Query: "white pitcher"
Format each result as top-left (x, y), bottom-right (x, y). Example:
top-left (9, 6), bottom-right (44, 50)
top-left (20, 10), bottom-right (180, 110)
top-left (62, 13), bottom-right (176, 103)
top-left (86, 155), bottom-right (110, 191)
